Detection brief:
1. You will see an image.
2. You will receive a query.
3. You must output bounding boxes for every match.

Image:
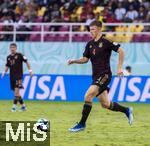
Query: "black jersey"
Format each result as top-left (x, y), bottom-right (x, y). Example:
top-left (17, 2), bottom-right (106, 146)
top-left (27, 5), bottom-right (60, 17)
top-left (83, 36), bottom-right (120, 80)
top-left (6, 53), bottom-right (27, 80)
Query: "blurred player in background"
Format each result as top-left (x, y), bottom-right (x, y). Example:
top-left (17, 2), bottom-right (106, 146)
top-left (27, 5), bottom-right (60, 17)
top-left (123, 66), bottom-right (132, 76)
top-left (68, 21), bottom-right (133, 132)
top-left (1, 43), bottom-right (32, 112)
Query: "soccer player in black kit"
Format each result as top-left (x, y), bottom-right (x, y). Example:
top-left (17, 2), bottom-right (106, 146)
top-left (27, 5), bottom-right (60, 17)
top-left (68, 21), bottom-right (133, 132)
top-left (1, 43), bottom-right (33, 112)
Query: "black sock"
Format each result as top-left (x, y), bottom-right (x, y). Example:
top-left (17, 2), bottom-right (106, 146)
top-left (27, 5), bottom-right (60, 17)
top-left (13, 98), bottom-right (18, 105)
top-left (18, 96), bottom-right (24, 105)
top-left (79, 101), bottom-right (92, 125)
top-left (109, 102), bottom-right (128, 114)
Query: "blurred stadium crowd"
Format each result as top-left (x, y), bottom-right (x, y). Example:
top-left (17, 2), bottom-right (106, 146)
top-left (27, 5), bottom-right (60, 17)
top-left (0, 0), bottom-right (149, 42)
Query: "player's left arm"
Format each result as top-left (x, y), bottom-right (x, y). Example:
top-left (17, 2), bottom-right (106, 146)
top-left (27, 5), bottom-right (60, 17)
top-left (117, 47), bottom-right (124, 77)
top-left (26, 61), bottom-right (33, 77)
top-left (106, 38), bottom-right (124, 77)
top-left (21, 54), bottom-right (33, 77)
top-left (1, 56), bottom-right (10, 78)
top-left (1, 66), bottom-right (9, 78)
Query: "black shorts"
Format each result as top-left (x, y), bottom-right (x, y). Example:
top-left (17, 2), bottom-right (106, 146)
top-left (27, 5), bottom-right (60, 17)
top-left (10, 79), bottom-right (23, 91)
top-left (92, 74), bottom-right (112, 97)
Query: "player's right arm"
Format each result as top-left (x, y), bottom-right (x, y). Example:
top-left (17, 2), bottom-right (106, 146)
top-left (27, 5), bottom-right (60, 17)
top-left (68, 42), bottom-right (90, 65)
top-left (1, 66), bottom-right (9, 78)
top-left (1, 57), bottom-right (9, 78)
top-left (68, 57), bottom-right (89, 65)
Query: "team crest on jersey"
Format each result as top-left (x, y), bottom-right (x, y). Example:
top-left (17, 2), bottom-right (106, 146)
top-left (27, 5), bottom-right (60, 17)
top-left (99, 42), bottom-right (103, 48)
top-left (89, 45), bottom-right (92, 48)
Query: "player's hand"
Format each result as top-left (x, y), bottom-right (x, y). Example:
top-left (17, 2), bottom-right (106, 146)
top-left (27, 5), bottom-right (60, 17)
top-left (30, 72), bottom-right (33, 77)
top-left (29, 70), bottom-right (33, 77)
top-left (117, 68), bottom-right (124, 78)
top-left (1, 72), bottom-right (5, 78)
top-left (67, 59), bottom-right (74, 65)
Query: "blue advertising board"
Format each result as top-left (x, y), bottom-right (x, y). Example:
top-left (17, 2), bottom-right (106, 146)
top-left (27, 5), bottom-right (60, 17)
top-left (0, 74), bottom-right (150, 103)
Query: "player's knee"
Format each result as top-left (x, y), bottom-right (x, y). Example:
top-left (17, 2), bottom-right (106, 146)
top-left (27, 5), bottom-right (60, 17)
top-left (85, 95), bottom-right (92, 102)
top-left (85, 92), bottom-right (95, 102)
top-left (14, 89), bottom-right (20, 96)
top-left (101, 102), bottom-right (110, 109)
top-left (15, 92), bottom-right (20, 97)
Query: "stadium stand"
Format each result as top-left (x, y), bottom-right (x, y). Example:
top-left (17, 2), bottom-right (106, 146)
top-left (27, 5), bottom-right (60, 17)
top-left (0, 0), bottom-right (149, 42)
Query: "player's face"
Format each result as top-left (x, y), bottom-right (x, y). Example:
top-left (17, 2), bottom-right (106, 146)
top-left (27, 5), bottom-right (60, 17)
top-left (89, 26), bottom-right (101, 39)
top-left (10, 45), bottom-right (17, 54)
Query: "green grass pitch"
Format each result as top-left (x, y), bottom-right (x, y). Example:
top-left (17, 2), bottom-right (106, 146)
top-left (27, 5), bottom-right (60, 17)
top-left (0, 100), bottom-right (150, 146)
